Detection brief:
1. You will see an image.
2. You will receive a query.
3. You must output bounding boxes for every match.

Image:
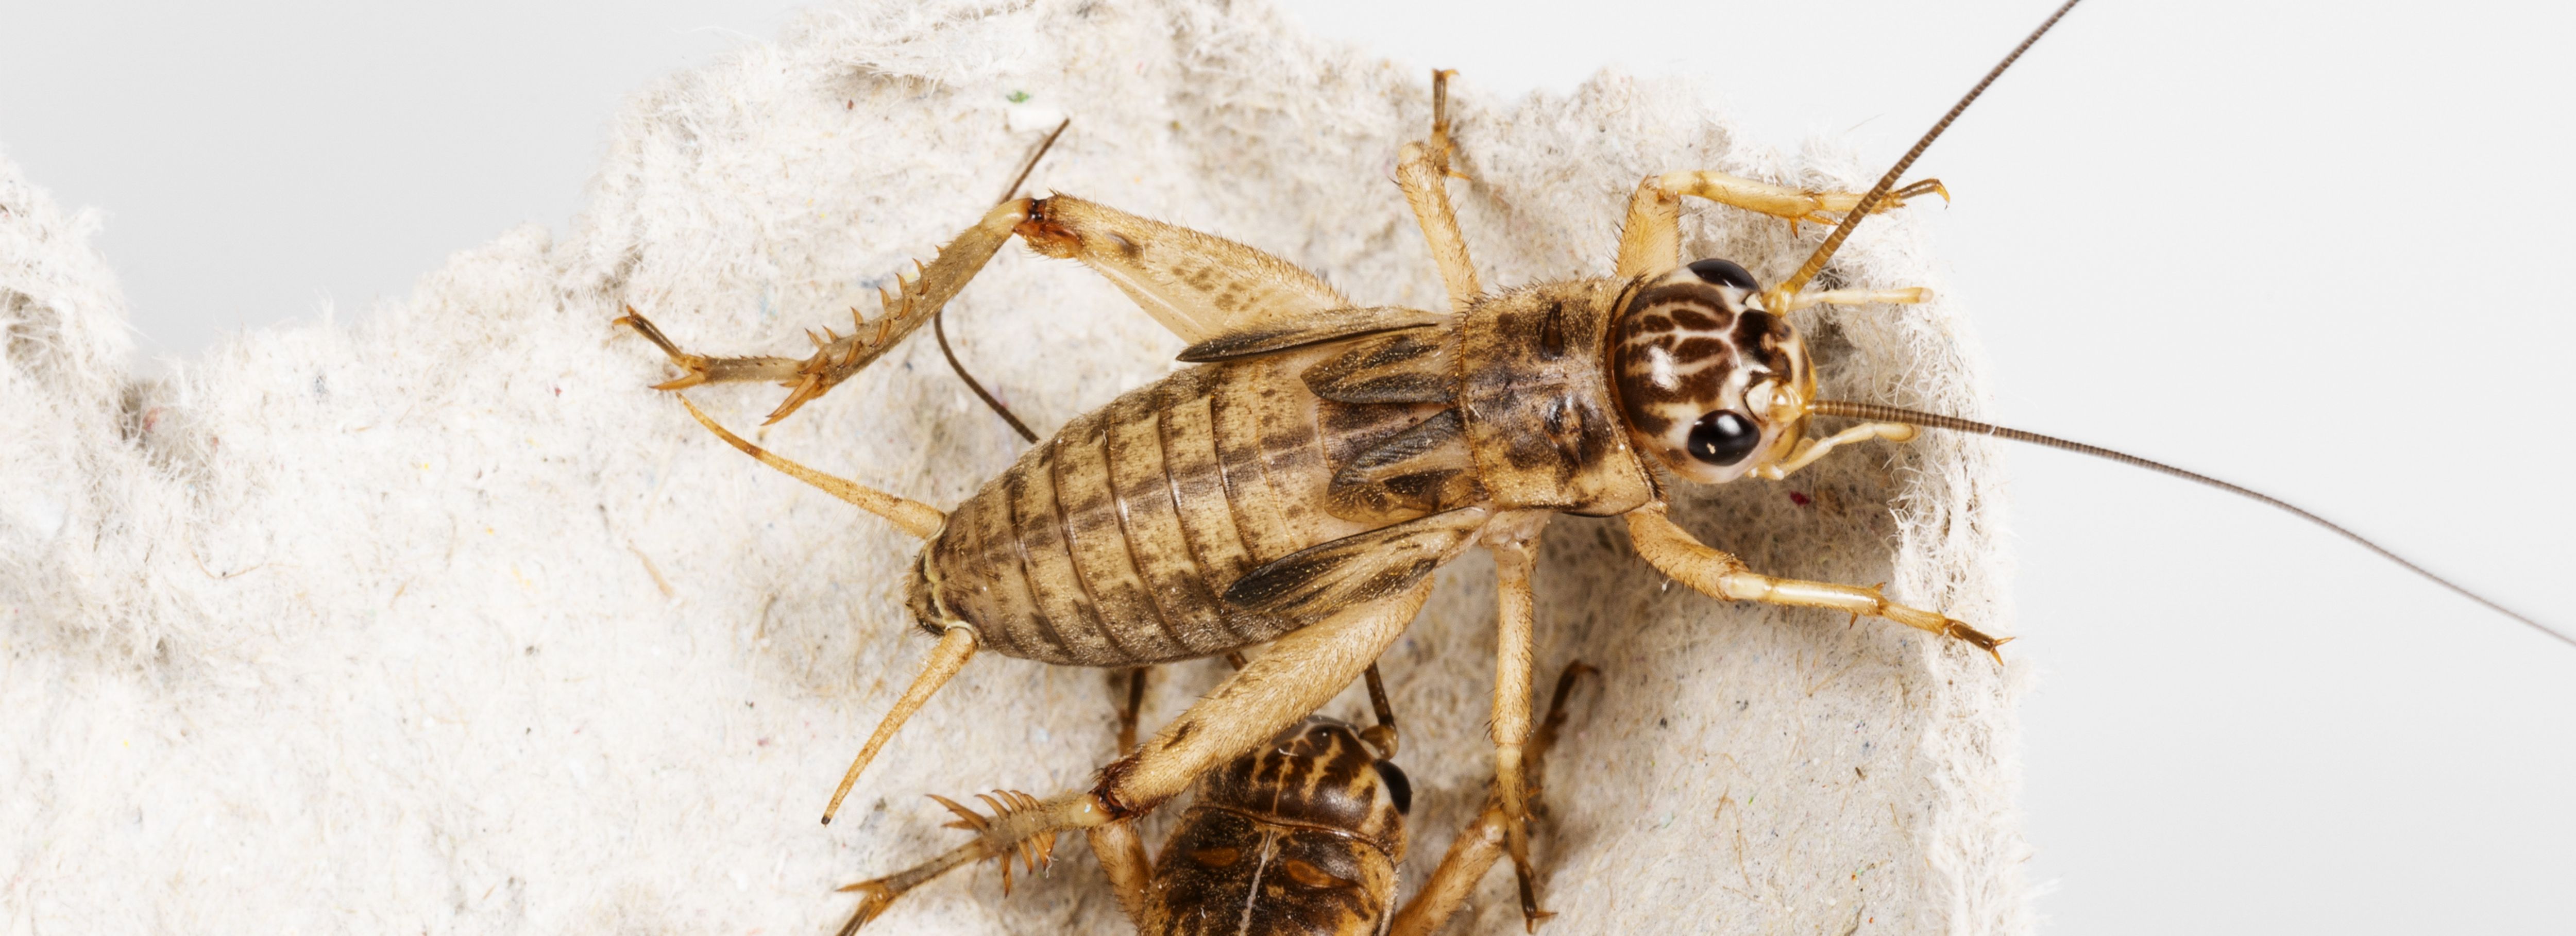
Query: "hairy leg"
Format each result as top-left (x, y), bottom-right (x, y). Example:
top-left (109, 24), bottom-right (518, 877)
top-left (1614, 171), bottom-right (1945, 279)
top-left (1388, 663), bottom-right (1595, 936)
top-left (1625, 504), bottom-right (2008, 660)
top-left (834, 584), bottom-right (1432, 931)
top-left (619, 198), bottom-right (1032, 424)
top-left (1396, 69), bottom-right (1481, 312)
top-left (1484, 534), bottom-right (1544, 926)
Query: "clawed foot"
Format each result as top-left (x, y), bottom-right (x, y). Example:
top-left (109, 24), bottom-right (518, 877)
top-left (1506, 823), bottom-right (1554, 933)
top-left (613, 309), bottom-right (714, 390)
top-left (831, 789), bottom-right (1064, 934)
top-left (926, 791), bottom-right (1059, 895)
top-left (1788, 177), bottom-right (1951, 232)
top-left (1942, 619), bottom-right (2013, 664)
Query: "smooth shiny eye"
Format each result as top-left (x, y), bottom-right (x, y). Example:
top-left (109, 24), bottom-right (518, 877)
top-left (1687, 410), bottom-right (1762, 465)
top-left (1687, 258), bottom-right (1759, 292)
top-left (1374, 761), bottom-right (1412, 814)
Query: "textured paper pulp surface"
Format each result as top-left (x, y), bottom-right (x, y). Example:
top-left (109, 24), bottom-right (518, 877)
top-left (0, 1), bottom-right (2028, 932)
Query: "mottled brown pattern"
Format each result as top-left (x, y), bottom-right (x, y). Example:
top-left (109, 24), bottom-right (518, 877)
top-left (1143, 718), bottom-right (1405, 936)
top-left (1455, 282), bottom-right (1655, 515)
top-left (1105, 396), bottom-right (1241, 654)
top-left (1315, 397), bottom-right (1432, 475)
top-left (1157, 396), bottom-right (1260, 588)
top-left (1300, 329), bottom-right (1456, 405)
top-left (916, 278), bottom-right (1681, 663)
top-left (921, 353), bottom-right (1399, 665)
top-left (1324, 409), bottom-right (1478, 523)
top-left (1208, 362), bottom-right (1314, 565)
top-left (1222, 507), bottom-right (1487, 624)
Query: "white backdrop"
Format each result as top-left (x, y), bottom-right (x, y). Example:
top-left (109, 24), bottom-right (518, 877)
top-left (4, 1), bottom-right (2571, 933)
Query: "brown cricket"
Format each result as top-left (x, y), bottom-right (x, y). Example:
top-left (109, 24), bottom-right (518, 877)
top-left (615, 0), bottom-right (2552, 928)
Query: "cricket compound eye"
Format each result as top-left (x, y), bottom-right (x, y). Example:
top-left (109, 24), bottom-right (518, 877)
top-left (1372, 760), bottom-right (1412, 814)
top-left (1687, 410), bottom-right (1763, 465)
top-left (1686, 258), bottom-right (1759, 293)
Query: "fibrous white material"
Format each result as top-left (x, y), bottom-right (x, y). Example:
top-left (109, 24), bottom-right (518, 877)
top-left (0, 1), bottom-right (2027, 932)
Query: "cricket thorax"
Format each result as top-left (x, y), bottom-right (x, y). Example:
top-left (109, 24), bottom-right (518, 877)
top-left (1144, 716), bottom-right (1409, 936)
top-left (1454, 280), bottom-right (1656, 515)
top-left (1609, 260), bottom-right (1815, 483)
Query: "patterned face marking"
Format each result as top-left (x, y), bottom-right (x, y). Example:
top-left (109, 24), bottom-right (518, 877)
top-left (1609, 264), bottom-right (1814, 483)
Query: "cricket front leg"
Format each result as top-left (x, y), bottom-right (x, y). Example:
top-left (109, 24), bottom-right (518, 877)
top-left (1612, 171), bottom-right (1946, 279)
top-left (1625, 503), bottom-right (2008, 659)
top-left (616, 198), bottom-right (1032, 424)
top-left (1397, 68), bottom-right (1482, 312)
top-left (833, 584), bottom-right (1433, 931)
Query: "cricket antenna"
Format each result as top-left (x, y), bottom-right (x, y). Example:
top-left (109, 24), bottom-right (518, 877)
top-left (931, 116), bottom-right (1074, 445)
top-left (1770, 0), bottom-right (2082, 305)
top-left (1807, 399), bottom-right (2573, 650)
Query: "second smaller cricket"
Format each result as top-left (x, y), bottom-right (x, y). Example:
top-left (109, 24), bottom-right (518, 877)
top-left (839, 663), bottom-right (1592, 935)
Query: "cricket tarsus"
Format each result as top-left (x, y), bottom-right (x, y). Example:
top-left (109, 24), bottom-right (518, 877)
top-left (1810, 399), bottom-right (2571, 649)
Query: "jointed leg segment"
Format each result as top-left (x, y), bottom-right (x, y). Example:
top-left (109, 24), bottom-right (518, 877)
top-left (834, 585), bottom-right (1433, 931)
top-left (1485, 534), bottom-right (1546, 927)
top-left (1388, 662), bottom-right (1595, 936)
top-left (1614, 170), bottom-right (1946, 279)
top-left (1398, 69), bottom-right (1483, 313)
top-left (619, 198), bottom-right (1033, 425)
top-left (1626, 504), bottom-right (2007, 659)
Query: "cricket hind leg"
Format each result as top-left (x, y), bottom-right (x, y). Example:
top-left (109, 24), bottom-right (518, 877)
top-left (1387, 662), bottom-right (1596, 936)
top-left (1612, 170), bottom-right (1946, 279)
top-left (617, 197), bottom-right (1033, 425)
top-left (625, 191), bottom-right (1359, 426)
top-left (834, 585), bottom-right (1433, 931)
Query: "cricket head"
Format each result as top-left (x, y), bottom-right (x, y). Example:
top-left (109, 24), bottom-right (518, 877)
top-left (1609, 259), bottom-right (1816, 484)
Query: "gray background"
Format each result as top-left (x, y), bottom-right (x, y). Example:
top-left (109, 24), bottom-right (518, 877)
top-left (3, 0), bottom-right (2569, 932)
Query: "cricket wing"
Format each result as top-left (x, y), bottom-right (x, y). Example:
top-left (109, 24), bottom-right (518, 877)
top-left (1223, 506), bottom-right (1490, 624)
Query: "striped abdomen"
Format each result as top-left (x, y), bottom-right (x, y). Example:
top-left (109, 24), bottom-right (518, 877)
top-left (912, 350), bottom-right (1412, 666)
top-left (1143, 717), bottom-right (1409, 936)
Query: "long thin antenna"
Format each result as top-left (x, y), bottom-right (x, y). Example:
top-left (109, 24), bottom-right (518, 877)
top-left (995, 118), bottom-right (1071, 206)
top-left (1774, 0), bottom-right (2082, 298)
top-left (1809, 398), bottom-right (2572, 649)
top-left (930, 116), bottom-right (1073, 445)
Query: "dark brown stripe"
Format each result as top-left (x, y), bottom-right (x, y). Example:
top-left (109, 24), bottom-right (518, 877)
top-left (1047, 431), bottom-right (1144, 660)
top-left (996, 466), bottom-right (1076, 661)
top-left (1008, 443), bottom-right (1117, 664)
top-left (1208, 363), bottom-right (1304, 565)
top-left (1093, 408), bottom-right (1204, 657)
top-left (1155, 393), bottom-right (1262, 644)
